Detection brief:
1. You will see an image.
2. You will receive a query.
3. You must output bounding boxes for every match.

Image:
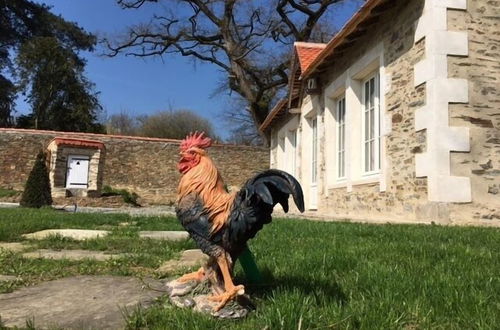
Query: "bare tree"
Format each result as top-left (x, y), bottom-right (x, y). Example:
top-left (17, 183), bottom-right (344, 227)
top-left (105, 0), bottom-right (351, 140)
top-left (222, 96), bottom-right (264, 145)
top-left (106, 111), bottom-right (139, 135)
top-left (139, 109), bottom-right (218, 140)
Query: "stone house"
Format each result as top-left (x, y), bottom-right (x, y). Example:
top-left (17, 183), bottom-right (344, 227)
top-left (261, 0), bottom-right (499, 225)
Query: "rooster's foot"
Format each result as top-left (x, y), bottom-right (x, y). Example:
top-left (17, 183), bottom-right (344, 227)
top-left (177, 267), bottom-right (205, 283)
top-left (208, 284), bottom-right (245, 311)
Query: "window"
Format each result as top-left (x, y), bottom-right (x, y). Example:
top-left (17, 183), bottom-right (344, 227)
top-left (362, 73), bottom-right (380, 173)
top-left (336, 97), bottom-right (346, 179)
top-left (311, 118), bottom-right (318, 183)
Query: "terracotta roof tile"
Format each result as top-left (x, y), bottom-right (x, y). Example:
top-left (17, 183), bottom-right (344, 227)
top-left (301, 0), bottom-right (386, 78)
top-left (51, 138), bottom-right (105, 150)
top-left (294, 42), bottom-right (327, 72)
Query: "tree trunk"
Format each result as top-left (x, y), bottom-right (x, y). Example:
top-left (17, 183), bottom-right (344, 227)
top-left (249, 101), bottom-right (271, 145)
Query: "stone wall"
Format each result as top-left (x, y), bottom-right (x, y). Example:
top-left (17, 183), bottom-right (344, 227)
top-left (446, 1), bottom-right (500, 221)
top-left (0, 129), bottom-right (269, 204)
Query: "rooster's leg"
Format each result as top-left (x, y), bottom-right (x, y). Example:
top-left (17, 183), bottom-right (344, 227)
top-left (177, 267), bottom-right (205, 283)
top-left (208, 254), bottom-right (245, 311)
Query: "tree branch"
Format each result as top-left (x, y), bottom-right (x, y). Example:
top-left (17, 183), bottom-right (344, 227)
top-left (107, 0), bottom-right (350, 138)
top-left (184, 0), bottom-right (221, 26)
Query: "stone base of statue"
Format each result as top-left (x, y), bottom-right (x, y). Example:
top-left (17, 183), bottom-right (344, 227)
top-left (165, 278), bottom-right (253, 319)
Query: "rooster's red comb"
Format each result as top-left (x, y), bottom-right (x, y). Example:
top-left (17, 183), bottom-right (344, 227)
top-left (180, 131), bottom-right (212, 152)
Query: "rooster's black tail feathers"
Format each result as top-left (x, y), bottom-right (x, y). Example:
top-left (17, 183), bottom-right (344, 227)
top-left (246, 169), bottom-right (305, 213)
top-left (226, 170), bottom-right (304, 253)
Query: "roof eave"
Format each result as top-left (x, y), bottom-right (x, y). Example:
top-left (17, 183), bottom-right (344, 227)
top-left (300, 0), bottom-right (384, 79)
top-left (259, 99), bottom-right (288, 133)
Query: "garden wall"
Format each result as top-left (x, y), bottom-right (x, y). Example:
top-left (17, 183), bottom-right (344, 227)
top-left (0, 128), bottom-right (269, 204)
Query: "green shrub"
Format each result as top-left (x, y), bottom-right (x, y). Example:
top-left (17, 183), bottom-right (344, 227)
top-left (101, 185), bottom-right (140, 207)
top-left (20, 151), bottom-right (53, 208)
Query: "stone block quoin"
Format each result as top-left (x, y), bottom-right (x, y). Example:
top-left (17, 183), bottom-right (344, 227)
top-left (413, 0), bottom-right (471, 203)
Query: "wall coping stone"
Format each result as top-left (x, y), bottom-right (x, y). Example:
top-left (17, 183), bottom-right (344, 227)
top-left (0, 128), bottom-right (268, 150)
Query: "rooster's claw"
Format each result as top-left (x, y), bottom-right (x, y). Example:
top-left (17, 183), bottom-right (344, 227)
top-left (208, 284), bottom-right (245, 311)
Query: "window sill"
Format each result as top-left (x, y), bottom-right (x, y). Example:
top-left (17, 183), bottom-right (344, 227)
top-left (328, 180), bottom-right (348, 189)
top-left (352, 175), bottom-right (380, 186)
top-left (328, 175), bottom-right (380, 190)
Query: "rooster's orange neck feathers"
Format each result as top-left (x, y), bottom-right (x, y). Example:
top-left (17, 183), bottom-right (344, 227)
top-left (177, 133), bottom-right (235, 232)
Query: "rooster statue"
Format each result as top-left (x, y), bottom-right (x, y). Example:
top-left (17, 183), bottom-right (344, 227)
top-left (175, 132), bottom-right (305, 311)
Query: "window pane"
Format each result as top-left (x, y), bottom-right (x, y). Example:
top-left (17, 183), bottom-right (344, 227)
top-left (338, 126), bottom-right (342, 151)
top-left (365, 81), bottom-right (369, 106)
top-left (337, 97), bottom-right (346, 179)
top-left (370, 108), bottom-right (375, 139)
top-left (376, 75), bottom-right (381, 171)
top-left (378, 136), bottom-right (381, 170)
top-left (342, 124), bottom-right (345, 150)
top-left (365, 142), bottom-right (369, 172)
top-left (370, 77), bottom-right (375, 108)
top-left (339, 123), bottom-right (343, 149)
top-left (370, 140), bottom-right (375, 171)
top-left (365, 110), bottom-right (369, 141)
top-left (312, 118), bottom-right (317, 183)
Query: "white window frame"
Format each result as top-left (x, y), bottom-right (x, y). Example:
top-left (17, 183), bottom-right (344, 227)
top-left (335, 96), bottom-right (346, 180)
top-left (311, 117), bottom-right (318, 184)
top-left (323, 42), bottom-right (387, 192)
top-left (361, 72), bottom-right (380, 175)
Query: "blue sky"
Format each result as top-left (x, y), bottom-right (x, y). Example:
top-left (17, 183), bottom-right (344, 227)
top-left (22, 0), bottom-right (362, 137)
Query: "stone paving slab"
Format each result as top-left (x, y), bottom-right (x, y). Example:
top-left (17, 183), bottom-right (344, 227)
top-left (0, 275), bottom-right (167, 329)
top-left (0, 242), bottom-right (27, 253)
top-left (165, 279), bottom-right (251, 319)
top-left (157, 249), bottom-right (209, 275)
top-left (0, 202), bottom-right (19, 208)
top-left (22, 249), bottom-right (123, 261)
top-left (0, 203), bottom-right (176, 217)
top-left (0, 275), bottom-right (18, 282)
top-left (22, 229), bottom-right (110, 241)
top-left (139, 231), bottom-right (189, 241)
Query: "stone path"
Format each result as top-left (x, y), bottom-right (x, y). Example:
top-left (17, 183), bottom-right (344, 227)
top-left (157, 249), bottom-right (209, 275)
top-left (0, 275), bottom-right (167, 329)
top-left (22, 229), bottom-right (110, 241)
top-left (0, 242), bottom-right (27, 252)
top-left (0, 202), bottom-right (175, 217)
top-left (0, 226), bottom-right (202, 328)
top-left (22, 249), bottom-right (125, 261)
top-left (139, 231), bottom-right (189, 241)
top-left (0, 275), bottom-right (18, 282)
top-left (21, 229), bottom-right (190, 242)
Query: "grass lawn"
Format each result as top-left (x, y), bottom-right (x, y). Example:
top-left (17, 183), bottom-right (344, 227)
top-left (0, 188), bottom-right (19, 198)
top-left (0, 208), bottom-right (499, 329)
